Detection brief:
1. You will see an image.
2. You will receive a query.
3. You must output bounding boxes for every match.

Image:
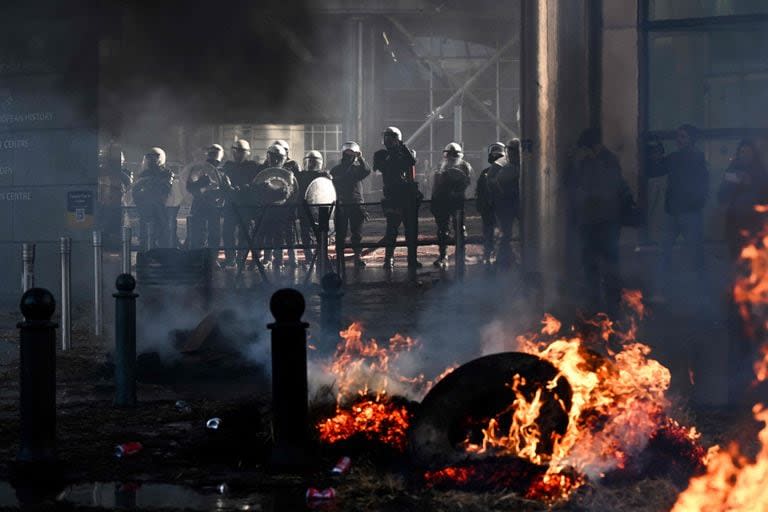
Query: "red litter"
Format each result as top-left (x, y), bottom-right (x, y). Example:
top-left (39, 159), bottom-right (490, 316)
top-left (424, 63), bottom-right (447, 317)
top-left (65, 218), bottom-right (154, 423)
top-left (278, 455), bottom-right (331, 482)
top-left (114, 442), bottom-right (143, 458)
top-left (306, 487), bottom-right (336, 500)
top-left (331, 456), bottom-right (351, 475)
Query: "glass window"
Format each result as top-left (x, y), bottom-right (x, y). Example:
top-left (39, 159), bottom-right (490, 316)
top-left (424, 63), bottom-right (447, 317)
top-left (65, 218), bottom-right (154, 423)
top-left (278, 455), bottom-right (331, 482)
top-left (648, 22), bottom-right (768, 131)
top-left (649, 0), bottom-right (768, 20)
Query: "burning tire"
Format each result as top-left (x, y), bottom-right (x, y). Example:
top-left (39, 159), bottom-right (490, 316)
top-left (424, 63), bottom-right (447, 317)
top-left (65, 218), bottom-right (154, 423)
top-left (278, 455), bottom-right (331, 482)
top-left (408, 352), bottom-right (572, 469)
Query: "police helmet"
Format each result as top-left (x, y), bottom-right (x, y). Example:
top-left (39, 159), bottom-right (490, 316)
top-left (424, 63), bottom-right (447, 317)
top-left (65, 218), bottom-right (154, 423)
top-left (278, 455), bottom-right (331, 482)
top-left (146, 147), bottom-right (166, 167)
top-left (273, 139), bottom-right (290, 154)
top-left (443, 142), bottom-right (463, 156)
top-left (382, 126), bottom-right (402, 141)
top-left (341, 141), bottom-right (361, 154)
top-left (232, 139), bottom-right (251, 152)
top-left (488, 142), bottom-right (505, 155)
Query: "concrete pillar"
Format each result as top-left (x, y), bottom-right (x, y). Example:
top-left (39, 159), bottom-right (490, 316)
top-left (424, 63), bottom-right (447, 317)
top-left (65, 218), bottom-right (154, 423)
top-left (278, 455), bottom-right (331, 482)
top-left (520, 0), bottom-right (600, 301)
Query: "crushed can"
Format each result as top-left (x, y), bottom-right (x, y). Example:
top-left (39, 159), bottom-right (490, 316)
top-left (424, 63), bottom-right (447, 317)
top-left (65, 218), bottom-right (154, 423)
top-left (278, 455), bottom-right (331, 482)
top-left (114, 442), bottom-right (143, 458)
top-left (331, 456), bottom-right (351, 475)
top-left (206, 417), bottom-right (221, 430)
top-left (306, 487), bottom-right (336, 500)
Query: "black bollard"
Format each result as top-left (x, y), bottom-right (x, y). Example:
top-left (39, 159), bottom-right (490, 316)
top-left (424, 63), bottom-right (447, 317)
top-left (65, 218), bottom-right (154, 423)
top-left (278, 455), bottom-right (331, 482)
top-left (17, 288), bottom-right (57, 463)
top-left (320, 273), bottom-right (344, 351)
top-left (113, 274), bottom-right (138, 407)
top-left (268, 288), bottom-right (310, 470)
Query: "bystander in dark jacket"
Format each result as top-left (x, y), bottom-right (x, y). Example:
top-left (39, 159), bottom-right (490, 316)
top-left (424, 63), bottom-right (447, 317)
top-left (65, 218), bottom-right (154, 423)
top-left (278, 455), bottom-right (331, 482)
top-left (566, 129), bottom-right (636, 311)
top-left (718, 139), bottom-right (768, 258)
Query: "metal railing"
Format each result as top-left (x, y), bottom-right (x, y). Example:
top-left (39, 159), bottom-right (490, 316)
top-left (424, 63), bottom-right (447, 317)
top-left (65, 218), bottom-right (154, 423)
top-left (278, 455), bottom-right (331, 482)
top-left (119, 196), bottom-right (513, 283)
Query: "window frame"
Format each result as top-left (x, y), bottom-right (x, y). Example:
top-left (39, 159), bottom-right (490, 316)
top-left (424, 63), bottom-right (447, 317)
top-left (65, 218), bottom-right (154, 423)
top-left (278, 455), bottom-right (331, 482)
top-left (638, 0), bottom-right (768, 241)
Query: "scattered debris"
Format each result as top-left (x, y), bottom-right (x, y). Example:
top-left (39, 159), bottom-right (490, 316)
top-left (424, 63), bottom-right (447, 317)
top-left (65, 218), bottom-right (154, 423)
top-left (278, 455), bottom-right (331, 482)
top-left (331, 456), bottom-right (351, 475)
top-left (306, 487), bottom-right (336, 500)
top-left (114, 442), bottom-right (143, 458)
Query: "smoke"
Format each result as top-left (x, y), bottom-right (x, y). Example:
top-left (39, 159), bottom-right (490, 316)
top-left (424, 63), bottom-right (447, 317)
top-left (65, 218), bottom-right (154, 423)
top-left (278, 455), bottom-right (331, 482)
top-left (135, 286), bottom-right (272, 367)
top-left (304, 271), bottom-right (549, 404)
top-left (411, 272), bottom-right (543, 377)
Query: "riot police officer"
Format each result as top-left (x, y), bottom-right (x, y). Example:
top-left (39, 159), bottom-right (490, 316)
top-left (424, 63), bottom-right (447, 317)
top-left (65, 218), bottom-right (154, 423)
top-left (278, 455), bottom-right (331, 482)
top-left (431, 142), bottom-right (472, 268)
top-left (331, 141), bottom-right (371, 268)
top-left (272, 139), bottom-right (302, 175)
top-left (132, 147), bottom-right (174, 249)
top-left (251, 144), bottom-right (299, 270)
top-left (373, 126), bottom-right (420, 270)
top-left (476, 142), bottom-right (505, 264)
top-left (186, 144), bottom-right (229, 251)
top-left (221, 139), bottom-right (259, 266)
top-left (487, 139), bottom-right (522, 268)
top-left (298, 150), bottom-right (329, 191)
top-left (295, 150), bottom-right (330, 263)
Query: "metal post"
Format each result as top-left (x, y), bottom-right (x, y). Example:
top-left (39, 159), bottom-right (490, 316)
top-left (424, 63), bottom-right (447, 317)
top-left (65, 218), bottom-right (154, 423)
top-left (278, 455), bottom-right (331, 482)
top-left (335, 205), bottom-right (346, 279)
top-left (93, 231), bottom-right (103, 336)
top-left (59, 237), bottom-right (71, 351)
top-left (144, 221), bottom-right (153, 252)
top-left (320, 273), bottom-right (344, 350)
top-left (453, 104), bottom-right (463, 146)
top-left (455, 209), bottom-right (466, 281)
top-left (113, 274), bottom-right (138, 407)
top-left (121, 227), bottom-right (132, 275)
top-left (186, 215), bottom-right (193, 250)
top-left (318, 206), bottom-right (331, 279)
top-left (268, 288), bottom-right (309, 469)
top-left (21, 243), bottom-right (35, 292)
top-left (406, 183), bottom-right (419, 281)
top-left (17, 288), bottom-right (57, 462)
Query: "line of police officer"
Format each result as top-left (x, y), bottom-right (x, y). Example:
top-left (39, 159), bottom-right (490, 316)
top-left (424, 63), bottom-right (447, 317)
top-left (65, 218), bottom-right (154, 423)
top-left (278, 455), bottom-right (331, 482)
top-left (127, 125), bottom-right (521, 271)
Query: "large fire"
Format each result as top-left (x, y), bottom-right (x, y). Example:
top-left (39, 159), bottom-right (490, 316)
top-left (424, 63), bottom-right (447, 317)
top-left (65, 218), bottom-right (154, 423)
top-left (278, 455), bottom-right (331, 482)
top-left (429, 289), bottom-right (702, 501)
top-left (316, 322), bottom-right (454, 450)
top-left (672, 213), bottom-right (768, 511)
top-left (316, 298), bottom-right (704, 503)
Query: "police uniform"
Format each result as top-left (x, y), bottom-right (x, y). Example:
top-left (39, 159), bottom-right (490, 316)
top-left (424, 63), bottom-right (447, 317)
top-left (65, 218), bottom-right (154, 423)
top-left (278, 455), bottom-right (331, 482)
top-left (331, 157), bottom-right (371, 263)
top-left (373, 143), bottom-right (418, 264)
top-left (431, 160), bottom-right (472, 264)
top-left (132, 164), bottom-right (174, 249)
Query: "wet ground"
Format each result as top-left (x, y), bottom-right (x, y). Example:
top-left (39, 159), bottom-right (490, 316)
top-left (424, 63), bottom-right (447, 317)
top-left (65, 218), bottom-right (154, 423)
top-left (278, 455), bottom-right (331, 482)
top-left (0, 241), bottom-right (760, 511)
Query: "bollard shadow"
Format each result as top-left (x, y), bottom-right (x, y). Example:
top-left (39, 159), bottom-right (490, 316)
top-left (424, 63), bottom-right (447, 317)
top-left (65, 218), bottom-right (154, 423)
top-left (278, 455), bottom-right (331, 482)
top-left (9, 460), bottom-right (66, 507)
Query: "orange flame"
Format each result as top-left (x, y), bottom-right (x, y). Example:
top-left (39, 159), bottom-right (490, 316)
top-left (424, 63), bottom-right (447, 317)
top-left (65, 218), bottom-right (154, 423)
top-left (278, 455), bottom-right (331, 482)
top-left (317, 398), bottom-right (411, 451)
top-left (464, 374), bottom-right (549, 464)
top-left (317, 322), bottom-right (454, 450)
top-left (672, 404), bottom-right (768, 512)
top-left (673, 216), bottom-right (768, 511)
top-left (466, 290), bottom-right (690, 500)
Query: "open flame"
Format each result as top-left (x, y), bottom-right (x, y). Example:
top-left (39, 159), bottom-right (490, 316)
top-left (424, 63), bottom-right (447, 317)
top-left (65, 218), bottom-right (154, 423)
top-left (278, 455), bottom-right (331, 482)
top-left (317, 397), bottom-right (411, 451)
top-left (672, 211), bottom-right (768, 511)
top-left (317, 322), bottom-right (454, 450)
top-left (435, 290), bottom-right (700, 501)
top-left (490, 292), bottom-right (676, 476)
